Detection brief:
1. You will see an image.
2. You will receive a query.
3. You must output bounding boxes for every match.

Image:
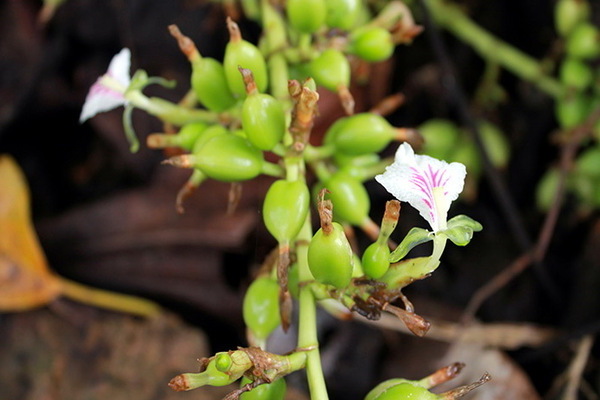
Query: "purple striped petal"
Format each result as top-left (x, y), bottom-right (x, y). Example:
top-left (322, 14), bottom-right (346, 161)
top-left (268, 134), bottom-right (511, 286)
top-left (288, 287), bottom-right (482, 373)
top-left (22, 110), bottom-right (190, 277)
top-left (375, 143), bottom-right (466, 232)
top-left (79, 48), bottom-right (131, 123)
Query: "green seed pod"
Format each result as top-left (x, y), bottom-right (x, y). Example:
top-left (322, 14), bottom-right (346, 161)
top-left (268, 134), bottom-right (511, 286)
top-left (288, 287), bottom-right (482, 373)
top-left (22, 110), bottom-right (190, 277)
top-left (555, 0), bottom-right (591, 37)
top-left (450, 138), bottom-right (481, 178)
top-left (351, 253), bottom-right (365, 277)
top-left (565, 22), bottom-right (600, 59)
top-left (559, 57), bottom-right (594, 90)
top-left (325, 0), bottom-right (361, 30)
top-left (194, 134), bottom-right (264, 181)
top-left (243, 277), bottom-right (281, 340)
top-left (286, 0), bottom-right (326, 34)
top-left (192, 124), bottom-right (229, 153)
top-left (263, 180), bottom-right (310, 243)
top-left (146, 122), bottom-right (208, 151)
top-left (307, 49), bottom-right (350, 92)
top-left (192, 57), bottom-right (237, 111)
top-left (349, 26), bottom-right (394, 62)
top-left (308, 221), bottom-right (354, 288)
top-left (240, 377), bottom-right (287, 400)
top-left (366, 382), bottom-right (438, 400)
top-left (555, 93), bottom-right (592, 128)
top-left (361, 241), bottom-right (391, 279)
top-left (323, 116), bottom-right (350, 146)
top-left (418, 119), bottom-right (461, 160)
top-left (535, 167), bottom-right (560, 211)
top-left (242, 93), bottom-right (286, 150)
top-left (224, 18), bottom-right (268, 97)
top-left (325, 171), bottom-right (370, 226)
top-left (329, 113), bottom-right (396, 156)
top-left (177, 122), bottom-right (210, 150)
top-left (479, 121), bottom-right (510, 169)
top-left (575, 146), bottom-right (600, 178)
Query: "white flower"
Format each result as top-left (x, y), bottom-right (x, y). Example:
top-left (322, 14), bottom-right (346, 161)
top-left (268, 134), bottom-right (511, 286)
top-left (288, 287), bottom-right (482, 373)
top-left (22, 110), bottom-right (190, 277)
top-left (79, 48), bottom-right (132, 123)
top-left (375, 143), bottom-right (466, 232)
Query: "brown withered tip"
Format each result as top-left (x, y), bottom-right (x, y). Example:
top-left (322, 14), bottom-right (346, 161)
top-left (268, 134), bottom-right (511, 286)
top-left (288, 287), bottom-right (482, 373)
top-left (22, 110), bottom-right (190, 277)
top-left (385, 200), bottom-right (401, 220)
top-left (162, 155), bottom-right (193, 169)
top-left (425, 362), bottom-right (467, 388)
top-left (226, 16), bottom-right (241, 42)
top-left (168, 375), bottom-right (189, 392)
top-left (440, 372), bottom-right (491, 399)
top-left (447, 362), bottom-right (466, 377)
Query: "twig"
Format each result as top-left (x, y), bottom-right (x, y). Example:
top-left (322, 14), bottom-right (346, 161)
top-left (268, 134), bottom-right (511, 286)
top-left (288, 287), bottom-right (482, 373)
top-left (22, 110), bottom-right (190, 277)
top-left (461, 107), bottom-right (600, 323)
top-left (363, 312), bottom-right (559, 350)
top-left (563, 335), bottom-right (595, 400)
top-left (460, 251), bottom-right (533, 324)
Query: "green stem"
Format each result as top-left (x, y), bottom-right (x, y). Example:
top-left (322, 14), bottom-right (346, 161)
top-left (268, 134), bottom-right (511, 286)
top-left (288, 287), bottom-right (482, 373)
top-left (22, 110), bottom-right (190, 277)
top-left (127, 91), bottom-right (223, 125)
top-left (310, 160), bottom-right (332, 182)
top-left (60, 277), bottom-right (161, 317)
top-left (296, 215), bottom-right (329, 400)
top-left (261, 161), bottom-right (286, 178)
top-left (353, 156), bottom-right (394, 182)
top-left (261, 161), bottom-right (285, 178)
top-left (268, 53), bottom-right (290, 101)
top-left (423, 0), bottom-right (566, 99)
top-left (425, 234), bottom-right (447, 272)
top-left (303, 144), bottom-right (335, 162)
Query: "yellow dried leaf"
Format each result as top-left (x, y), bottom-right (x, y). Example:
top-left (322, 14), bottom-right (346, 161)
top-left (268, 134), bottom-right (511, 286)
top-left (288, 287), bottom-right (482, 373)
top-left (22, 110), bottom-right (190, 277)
top-left (0, 155), bottom-right (61, 311)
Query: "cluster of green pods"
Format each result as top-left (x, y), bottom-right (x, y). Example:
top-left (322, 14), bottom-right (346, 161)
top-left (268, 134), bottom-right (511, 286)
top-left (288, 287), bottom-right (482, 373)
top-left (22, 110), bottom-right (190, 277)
top-left (537, 0), bottom-right (600, 212)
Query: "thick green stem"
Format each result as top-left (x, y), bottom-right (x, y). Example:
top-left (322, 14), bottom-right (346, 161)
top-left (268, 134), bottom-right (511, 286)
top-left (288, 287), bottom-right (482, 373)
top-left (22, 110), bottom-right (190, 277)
top-left (424, 0), bottom-right (566, 99)
top-left (296, 216), bottom-right (329, 400)
top-left (127, 91), bottom-right (223, 125)
top-left (283, 150), bottom-right (329, 399)
top-left (261, 161), bottom-right (286, 178)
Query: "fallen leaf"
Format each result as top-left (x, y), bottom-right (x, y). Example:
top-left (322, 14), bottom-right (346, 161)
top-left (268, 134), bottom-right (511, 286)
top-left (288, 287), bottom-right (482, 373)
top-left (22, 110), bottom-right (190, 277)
top-left (0, 155), bottom-right (62, 310)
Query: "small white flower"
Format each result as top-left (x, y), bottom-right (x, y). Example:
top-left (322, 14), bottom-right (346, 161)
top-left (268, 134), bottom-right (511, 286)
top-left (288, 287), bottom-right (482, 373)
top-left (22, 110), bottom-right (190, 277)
top-left (79, 48), bottom-right (132, 123)
top-left (375, 142), bottom-right (466, 232)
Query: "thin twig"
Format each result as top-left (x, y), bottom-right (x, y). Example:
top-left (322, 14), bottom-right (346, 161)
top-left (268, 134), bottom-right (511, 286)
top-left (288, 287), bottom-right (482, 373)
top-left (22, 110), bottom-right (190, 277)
top-left (363, 312), bottom-right (559, 350)
top-left (461, 107), bottom-right (600, 323)
top-left (563, 335), bottom-right (595, 400)
top-left (460, 251), bottom-right (533, 324)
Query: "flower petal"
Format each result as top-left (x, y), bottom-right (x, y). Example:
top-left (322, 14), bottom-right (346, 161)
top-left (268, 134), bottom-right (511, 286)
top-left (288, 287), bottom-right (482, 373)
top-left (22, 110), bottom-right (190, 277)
top-left (79, 81), bottom-right (127, 122)
top-left (375, 143), bottom-right (466, 231)
top-left (106, 48), bottom-right (132, 87)
top-left (79, 48), bottom-right (131, 123)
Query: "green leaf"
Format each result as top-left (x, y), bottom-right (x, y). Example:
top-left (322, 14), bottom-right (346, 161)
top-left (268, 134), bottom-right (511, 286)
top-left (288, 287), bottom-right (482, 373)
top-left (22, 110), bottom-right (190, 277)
top-left (128, 70), bottom-right (149, 92)
top-left (441, 215), bottom-right (483, 246)
top-left (447, 214), bottom-right (483, 231)
top-left (389, 227), bottom-right (433, 262)
top-left (440, 226), bottom-right (474, 246)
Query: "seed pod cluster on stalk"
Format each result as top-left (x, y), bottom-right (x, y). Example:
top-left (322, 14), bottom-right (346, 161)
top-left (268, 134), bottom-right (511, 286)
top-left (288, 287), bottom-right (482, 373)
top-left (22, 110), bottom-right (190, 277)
top-left (78, 1), bottom-right (489, 399)
top-left (536, 0), bottom-right (600, 212)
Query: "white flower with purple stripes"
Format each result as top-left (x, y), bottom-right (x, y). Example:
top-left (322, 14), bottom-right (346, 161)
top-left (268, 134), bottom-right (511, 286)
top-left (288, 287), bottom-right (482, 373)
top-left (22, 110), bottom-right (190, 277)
top-left (375, 142), bottom-right (466, 232)
top-left (79, 48), bottom-right (131, 123)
